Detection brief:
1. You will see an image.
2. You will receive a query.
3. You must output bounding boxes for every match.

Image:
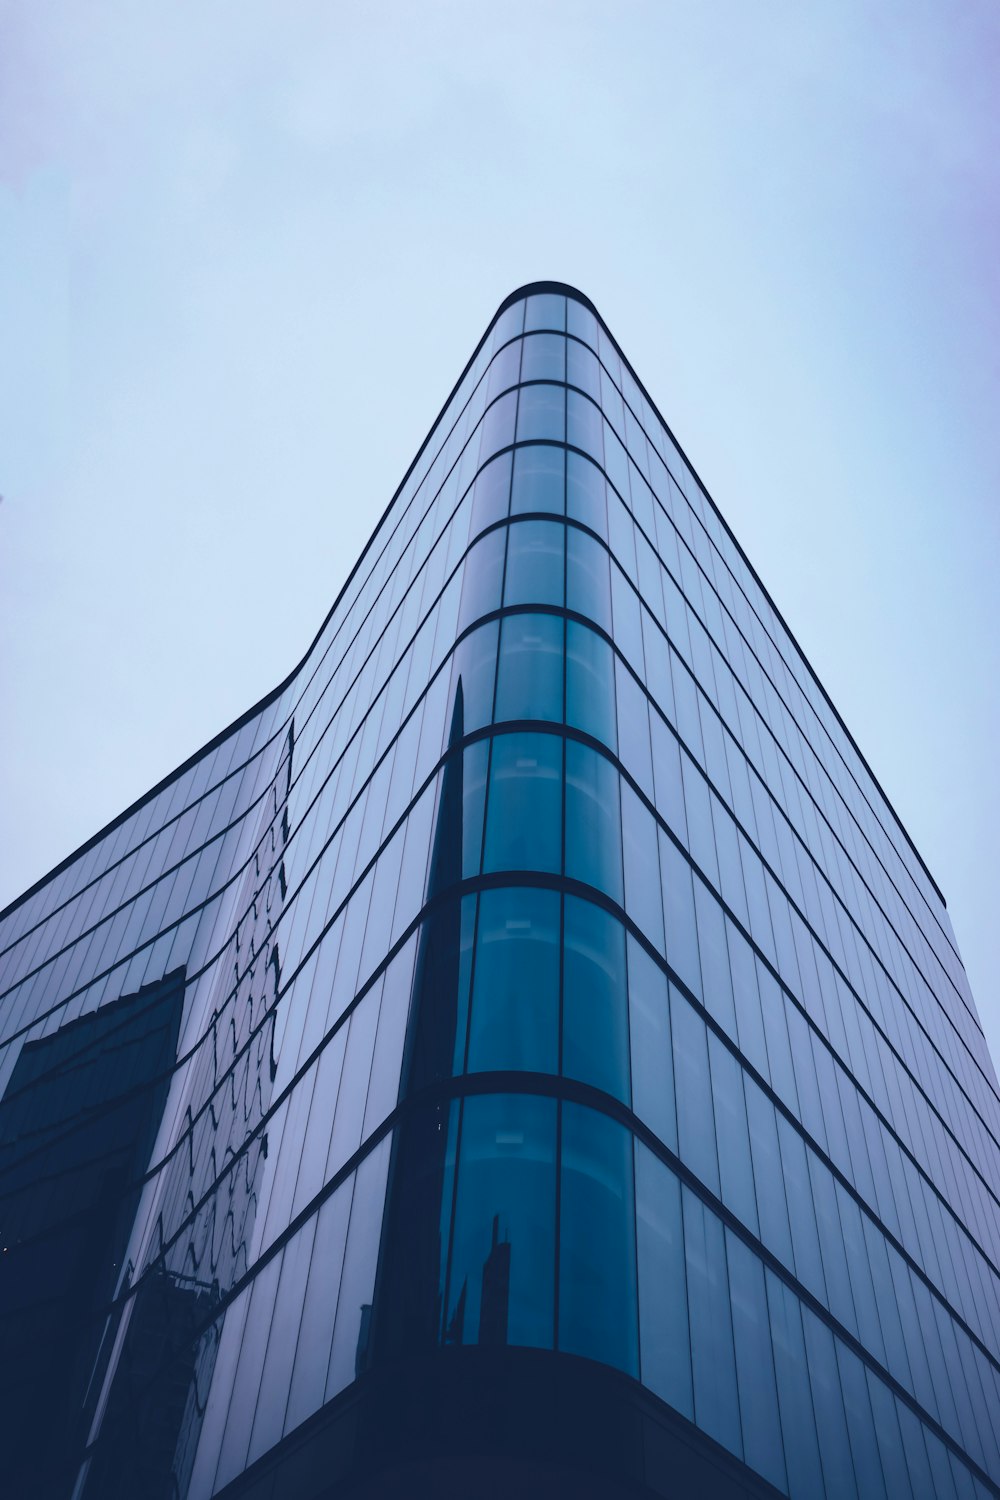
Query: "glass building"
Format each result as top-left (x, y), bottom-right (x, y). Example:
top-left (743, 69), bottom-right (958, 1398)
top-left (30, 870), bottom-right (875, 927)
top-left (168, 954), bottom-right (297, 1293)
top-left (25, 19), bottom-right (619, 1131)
top-left (2, 282), bottom-right (999, 1500)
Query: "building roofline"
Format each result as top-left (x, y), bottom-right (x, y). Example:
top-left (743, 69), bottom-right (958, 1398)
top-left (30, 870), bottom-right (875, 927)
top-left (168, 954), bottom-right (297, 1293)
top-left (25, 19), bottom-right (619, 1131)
top-left (1, 279), bottom-right (946, 922)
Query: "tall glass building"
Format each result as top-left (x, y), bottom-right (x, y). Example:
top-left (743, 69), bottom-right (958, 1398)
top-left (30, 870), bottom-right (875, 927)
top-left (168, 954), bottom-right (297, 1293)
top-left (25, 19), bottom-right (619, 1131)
top-left (2, 282), bottom-right (998, 1500)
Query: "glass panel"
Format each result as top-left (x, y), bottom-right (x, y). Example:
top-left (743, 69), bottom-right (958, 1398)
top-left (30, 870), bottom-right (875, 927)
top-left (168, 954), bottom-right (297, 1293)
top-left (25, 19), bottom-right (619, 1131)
top-left (470, 451), bottom-right (512, 534)
top-left (467, 887), bottom-right (560, 1076)
top-left (766, 1270), bottom-right (826, 1498)
top-left (559, 1103), bottom-right (638, 1375)
top-left (503, 520), bottom-right (565, 608)
top-left (566, 527), bottom-right (612, 631)
top-left (447, 1094), bottom-right (556, 1349)
top-left (510, 442), bottom-right (565, 516)
top-left (564, 742), bottom-right (623, 901)
top-left (494, 612), bottom-right (563, 725)
top-left (659, 832), bottom-right (702, 999)
top-left (672, 992), bottom-right (720, 1195)
top-left (709, 1035), bottom-right (758, 1235)
top-left (562, 897), bottom-right (629, 1102)
top-left (635, 1142), bottom-right (692, 1417)
top-left (566, 451), bottom-right (608, 539)
top-left (683, 1188), bottom-right (742, 1457)
top-left (628, 938), bottom-right (677, 1151)
top-left (449, 619), bottom-right (498, 733)
top-left (516, 383), bottom-right (565, 444)
top-left (727, 1231), bottom-right (787, 1492)
top-left (566, 622), bottom-right (616, 750)
top-left (519, 333), bottom-right (566, 385)
top-left (482, 733), bottom-right (562, 875)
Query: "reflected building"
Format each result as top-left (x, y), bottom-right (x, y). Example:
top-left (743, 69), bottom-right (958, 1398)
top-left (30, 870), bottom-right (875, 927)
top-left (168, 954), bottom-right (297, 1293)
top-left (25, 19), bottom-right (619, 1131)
top-left (1, 283), bottom-right (999, 1498)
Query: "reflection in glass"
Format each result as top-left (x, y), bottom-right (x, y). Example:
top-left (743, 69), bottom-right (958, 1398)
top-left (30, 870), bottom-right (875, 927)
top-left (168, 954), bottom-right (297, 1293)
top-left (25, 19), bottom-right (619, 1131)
top-left (467, 888), bottom-right (560, 1076)
top-left (564, 742), bottom-right (622, 900)
top-left (559, 1103), bottom-right (638, 1375)
top-left (483, 733), bottom-right (562, 875)
top-left (562, 897), bottom-right (629, 1102)
top-left (510, 442), bottom-right (565, 515)
top-left (447, 1094), bottom-right (556, 1349)
top-left (494, 613), bottom-right (563, 724)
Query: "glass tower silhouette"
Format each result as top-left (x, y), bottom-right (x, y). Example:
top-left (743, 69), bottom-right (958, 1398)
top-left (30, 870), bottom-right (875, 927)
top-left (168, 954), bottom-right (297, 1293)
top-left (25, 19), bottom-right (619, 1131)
top-left (2, 283), bottom-right (999, 1499)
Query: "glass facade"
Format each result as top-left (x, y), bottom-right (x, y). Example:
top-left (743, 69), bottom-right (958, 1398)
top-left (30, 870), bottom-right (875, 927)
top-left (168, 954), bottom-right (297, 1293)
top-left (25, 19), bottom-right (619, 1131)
top-left (1, 282), bottom-right (998, 1499)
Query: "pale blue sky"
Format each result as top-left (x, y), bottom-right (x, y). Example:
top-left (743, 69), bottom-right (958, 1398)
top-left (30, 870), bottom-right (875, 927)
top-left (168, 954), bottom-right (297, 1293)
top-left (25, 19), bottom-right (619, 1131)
top-left (1, 2), bottom-right (997, 1056)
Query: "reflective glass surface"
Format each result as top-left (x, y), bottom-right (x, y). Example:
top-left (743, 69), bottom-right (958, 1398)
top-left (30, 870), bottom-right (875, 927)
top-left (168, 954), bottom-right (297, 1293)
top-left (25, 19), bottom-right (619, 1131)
top-left (1, 283), bottom-right (997, 1500)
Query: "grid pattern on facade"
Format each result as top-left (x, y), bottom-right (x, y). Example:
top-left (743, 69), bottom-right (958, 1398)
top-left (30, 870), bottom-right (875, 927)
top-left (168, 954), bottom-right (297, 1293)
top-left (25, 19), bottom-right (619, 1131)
top-left (0, 284), bottom-right (998, 1499)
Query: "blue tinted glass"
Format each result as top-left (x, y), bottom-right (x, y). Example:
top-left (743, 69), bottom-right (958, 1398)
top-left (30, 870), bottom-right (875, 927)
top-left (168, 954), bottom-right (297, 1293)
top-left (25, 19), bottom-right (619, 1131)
top-left (635, 1143), bottom-right (692, 1416)
top-left (672, 993), bottom-right (720, 1194)
top-left (458, 527), bottom-right (507, 632)
top-left (467, 888), bottom-right (560, 1076)
top-left (565, 742), bottom-right (623, 901)
top-left (836, 1341), bottom-right (888, 1500)
top-left (694, 881), bottom-right (736, 1035)
top-left (801, 1310), bottom-right (858, 1497)
top-left (519, 332), bottom-right (566, 383)
top-left (448, 1093), bottom-right (556, 1348)
top-left (683, 1188), bottom-right (742, 1457)
top-left (566, 527), bottom-right (612, 631)
top-left (745, 1084), bottom-right (793, 1268)
top-left (621, 785), bottom-right (664, 951)
top-left (510, 443), bottom-right (565, 516)
top-left (566, 452), bottom-right (608, 539)
top-left (462, 740), bottom-right (490, 878)
top-left (479, 388), bottom-right (517, 461)
top-left (516, 383), bottom-right (566, 443)
top-left (562, 897), bottom-right (629, 1102)
top-left (503, 520), bottom-right (565, 608)
top-left (726, 1231), bottom-right (787, 1492)
top-left (765, 1271), bottom-right (826, 1498)
top-left (628, 939), bottom-right (677, 1150)
top-left (566, 338), bottom-right (601, 402)
top-left (483, 733), bottom-right (562, 874)
top-left (566, 387), bottom-right (605, 462)
top-left (650, 715), bottom-right (687, 841)
top-left (470, 451), bottom-right (512, 533)
top-left (565, 622), bottom-right (616, 750)
top-left (494, 613), bottom-right (563, 724)
top-left (523, 293), bottom-right (566, 332)
top-left (450, 620), bottom-right (498, 733)
top-left (727, 923), bottom-right (769, 1077)
top-left (559, 1104), bottom-right (638, 1375)
top-left (708, 1035), bottom-right (758, 1235)
top-left (659, 832), bottom-right (702, 999)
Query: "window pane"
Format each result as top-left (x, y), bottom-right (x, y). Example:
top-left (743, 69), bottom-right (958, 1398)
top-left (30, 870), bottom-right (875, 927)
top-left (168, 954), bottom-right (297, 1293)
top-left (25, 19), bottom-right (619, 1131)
top-left (566, 452), bottom-right (607, 539)
top-left (563, 897), bottom-right (630, 1102)
top-left (483, 733), bottom-right (562, 875)
top-left (504, 520), bottom-right (565, 608)
top-left (566, 622), bottom-right (616, 750)
top-left (635, 1143), bottom-right (692, 1417)
top-left (510, 442), bottom-right (565, 515)
top-left (516, 383), bottom-right (565, 443)
top-left (447, 1094), bottom-right (556, 1349)
top-left (727, 1231), bottom-right (787, 1492)
top-left (494, 613), bottom-right (563, 724)
top-left (659, 832), bottom-right (702, 1000)
top-left (470, 451), bottom-right (512, 534)
top-left (467, 888), bottom-right (560, 1076)
top-left (559, 1104), bottom-right (638, 1375)
top-left (672, 993), bottom-right (720, 1195)
top-left (628, 938), bottom-right (677, 1151)
top-left (565, 742), bottom-right (622, 901)
top-left (683, 1189), bottom-right (742, 1458)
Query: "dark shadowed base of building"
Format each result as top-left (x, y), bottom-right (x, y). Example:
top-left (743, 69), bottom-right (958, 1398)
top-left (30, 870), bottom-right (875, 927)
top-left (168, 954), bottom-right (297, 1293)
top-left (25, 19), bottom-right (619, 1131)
top-left (214, 1347), bottom-right (781, 1500)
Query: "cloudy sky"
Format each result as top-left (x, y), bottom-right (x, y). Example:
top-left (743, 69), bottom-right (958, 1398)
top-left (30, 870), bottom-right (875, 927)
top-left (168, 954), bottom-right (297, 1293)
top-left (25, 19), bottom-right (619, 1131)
top-left (1, 1), bottom-right (997, 1053)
